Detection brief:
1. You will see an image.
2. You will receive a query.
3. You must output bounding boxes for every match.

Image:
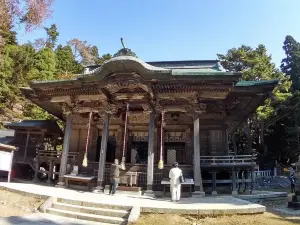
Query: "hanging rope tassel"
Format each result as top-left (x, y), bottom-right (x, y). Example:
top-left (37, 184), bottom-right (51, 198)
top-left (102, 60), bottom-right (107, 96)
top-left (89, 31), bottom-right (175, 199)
top-left (82, 111), bottom-right (92, 167)
top-left (158, 110), bottom-right (165, 169)
top-left (121, 103), bottom-right (129, 167)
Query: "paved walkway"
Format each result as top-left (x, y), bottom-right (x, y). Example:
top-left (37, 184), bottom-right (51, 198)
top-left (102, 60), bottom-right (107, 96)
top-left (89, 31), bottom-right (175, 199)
top-left (0, 182), bottom-right (265, 215)
top-left (0, 213), bottom-right (101, 225)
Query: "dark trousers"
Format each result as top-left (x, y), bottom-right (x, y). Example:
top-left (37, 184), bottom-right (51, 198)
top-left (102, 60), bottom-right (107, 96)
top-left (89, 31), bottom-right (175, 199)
top-left (291, 183), bottom-right (295, 193)
top-left (109, 178), bottom-right (119, 194)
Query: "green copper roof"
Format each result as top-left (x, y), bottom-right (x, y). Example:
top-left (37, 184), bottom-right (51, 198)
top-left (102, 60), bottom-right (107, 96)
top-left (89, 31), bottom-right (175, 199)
top-left (83, 59), bottom-right (240, 77)
top-left (236, 80), bottom-right (279, 87)
top-left (171, 69), bottom-right (237, 76)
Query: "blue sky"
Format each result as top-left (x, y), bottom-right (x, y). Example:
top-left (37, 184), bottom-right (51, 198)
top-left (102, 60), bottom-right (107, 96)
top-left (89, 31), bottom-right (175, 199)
top-left (17, 0), bottom-right (300, 67)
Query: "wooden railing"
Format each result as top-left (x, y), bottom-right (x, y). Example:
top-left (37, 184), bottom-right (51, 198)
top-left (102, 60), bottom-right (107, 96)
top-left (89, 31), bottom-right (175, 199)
top-left (37, 150), bottom-right (79, 161)
top-left (200, 155), bottom-right (256, 165)
top-left (255, 170), bottom-right (272, 177)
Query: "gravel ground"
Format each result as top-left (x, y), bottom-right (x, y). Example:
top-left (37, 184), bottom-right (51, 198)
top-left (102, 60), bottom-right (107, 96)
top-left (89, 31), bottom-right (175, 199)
top-left (0, 190), bottom-right (43, 217)
top-left (255, 177), bottom-right (291, 190)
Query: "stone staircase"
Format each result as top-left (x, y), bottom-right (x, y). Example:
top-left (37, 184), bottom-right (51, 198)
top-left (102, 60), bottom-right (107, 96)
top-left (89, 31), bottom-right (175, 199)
top-left (44, 198), bottom-right (131, 225)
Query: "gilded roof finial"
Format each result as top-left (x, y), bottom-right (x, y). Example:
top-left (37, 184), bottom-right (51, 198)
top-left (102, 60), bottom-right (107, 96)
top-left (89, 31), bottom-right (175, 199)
top-left (121, 37), bottom-right (126, 49)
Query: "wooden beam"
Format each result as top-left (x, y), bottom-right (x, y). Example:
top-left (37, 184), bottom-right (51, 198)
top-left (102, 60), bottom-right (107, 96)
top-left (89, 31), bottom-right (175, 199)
top-left (50, 96), bottom-right (71, 103)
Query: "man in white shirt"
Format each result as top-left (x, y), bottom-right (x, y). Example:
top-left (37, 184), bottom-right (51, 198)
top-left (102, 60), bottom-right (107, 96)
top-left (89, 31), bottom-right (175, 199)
top-left (169, 162), bottom-right (183, 202)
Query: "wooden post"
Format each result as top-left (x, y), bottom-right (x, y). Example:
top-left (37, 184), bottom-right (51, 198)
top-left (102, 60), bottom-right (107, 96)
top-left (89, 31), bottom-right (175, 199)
top-left (47, 160), bottom-right (53, 183)
top-left (23, 131), bottom-right (30, 161)
top-left (33, 154), bottom-right (39, 181)
top-left (225, 129), bottom-right (229, 154)
top-left (211, 171), bottom-right (217, 195)
top-left (232, 167), bottom-right (238, 195)
top-left (57, 114), bottom-right (73, 186)
top-left (114, 130), bottom-right (123, 160)
top-left (95, 113), bottom-right (110, 191)
top-left (250, 166), bottom-right (255, 194)
top-left (7, 151), bottom-right (14, 183)
top-left (146, 112), bottom-right (155, 194)
top-left (193, 115), bottom-right (205, 196)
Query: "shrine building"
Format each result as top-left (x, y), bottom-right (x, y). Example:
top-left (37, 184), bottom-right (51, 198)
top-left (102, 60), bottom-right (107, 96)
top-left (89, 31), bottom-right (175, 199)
top-left (7, 48), bottom-right (278, 196)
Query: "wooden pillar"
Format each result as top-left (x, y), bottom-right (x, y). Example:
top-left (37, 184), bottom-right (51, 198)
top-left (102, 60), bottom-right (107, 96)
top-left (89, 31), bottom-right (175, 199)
top-left (23, 131), bottom-right (30, 161)
top-left (57, 114), bottom-right (73, 186)
top-left (193, 115), bottom-right (205, 196)
top-left (146, 112), bottom-right (155, 194)
top-left (155, 127), bottom-right (160, 163)
top-left (211, 171), bottom-right (217, 195)
top-left (33, 153), bottom-right (39, 181)
top-left (225, 129), bottom-right (229, 154)
top-left (95, 113), bottom-right (110, 191)
top-left (232, 167), bottom-right (238, 195)
top-left (250, 166), bottom-right (255, 194)
top-left (115, 129), bottom-right (123, 160)
top-left (47, 160), bottom-right (53, 183)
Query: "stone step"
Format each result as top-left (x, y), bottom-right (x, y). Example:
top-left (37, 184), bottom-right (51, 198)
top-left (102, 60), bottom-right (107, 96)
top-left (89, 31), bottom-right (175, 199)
top-left (46, 208), bottom-right (128, 225)
top-left (52, 202), bottom-right (129, 217)
top-left (57, 198), bottom-right (131, 210)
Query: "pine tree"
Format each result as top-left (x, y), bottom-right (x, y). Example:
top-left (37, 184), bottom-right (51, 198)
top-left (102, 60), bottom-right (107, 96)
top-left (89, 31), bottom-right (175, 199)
top-left (28, 47), bottom-right (57, 81)
top-left (218, 45), bottom-right (291, 163)
top-left (281, 35), bottom-right (300, 91)
top-left (55, 44), bottom-right (82, 77)
top-left (44, 24), bottom-right (59, 49)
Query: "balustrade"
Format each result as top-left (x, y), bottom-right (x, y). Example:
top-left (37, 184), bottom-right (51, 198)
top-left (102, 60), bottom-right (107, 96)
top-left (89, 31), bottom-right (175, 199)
top-left (200, 155), bottom-right (256, 165)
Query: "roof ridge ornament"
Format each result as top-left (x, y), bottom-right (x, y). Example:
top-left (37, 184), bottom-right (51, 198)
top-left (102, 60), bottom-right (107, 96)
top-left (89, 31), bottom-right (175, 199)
top-left (121, 37), bottom-right (126, 49)
top-left (113, 37), bottom-right (137, 58)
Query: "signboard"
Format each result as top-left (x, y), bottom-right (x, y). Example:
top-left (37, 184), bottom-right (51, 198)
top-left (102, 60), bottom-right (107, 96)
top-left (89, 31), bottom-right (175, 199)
top-left (0, 150), bottom-right (14, 182)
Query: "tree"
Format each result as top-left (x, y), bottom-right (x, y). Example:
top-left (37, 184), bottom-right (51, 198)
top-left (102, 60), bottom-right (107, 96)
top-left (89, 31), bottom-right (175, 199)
top-left (0, 0), bottom-right (54, 47)
top-left (67, 39), bottom-right (112, 66)
top-left (98, 53), bottom-right (112, 64)
top-left (55, 44), bottom-right (82, 77)
top-left (281, 35), bottom-right (300, 91)
top-left (67, 39), bottom-right (96, 65)
top-left (27, 47), bottom-right (57, 81)
top-left (265, 92), bottom-right (300, 165)
top-left (218, 45), bottom-right (291, 164)
top-left (0, 43), bottom-right (35, 108)
top-left (45, 24), bottom-right (59, 49)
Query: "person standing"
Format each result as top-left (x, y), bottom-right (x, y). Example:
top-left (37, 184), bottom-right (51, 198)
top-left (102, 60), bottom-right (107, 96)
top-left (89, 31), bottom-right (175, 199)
top-left (290, 173), bottom-right (296, 193)
top-left (109, 159), bottom-right (125, 195)
top-left (169, 162), bottom-right (183, 202)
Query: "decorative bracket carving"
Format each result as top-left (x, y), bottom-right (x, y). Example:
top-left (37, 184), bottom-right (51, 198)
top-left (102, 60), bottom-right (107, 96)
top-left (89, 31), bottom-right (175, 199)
top-left (61, 102), bottom-right (75, 117)
top-left (194, 103), bottom-right (207, 114)
top-left (102, 102), bottom-right (119, 114)
top-left (142, 103), bottom-right (154, 114)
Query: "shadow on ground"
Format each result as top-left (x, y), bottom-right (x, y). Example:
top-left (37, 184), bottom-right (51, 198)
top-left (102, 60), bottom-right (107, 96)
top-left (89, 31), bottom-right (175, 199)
top-left (0, 214), bottom-right (98, 225)
top-left (274, 216), bottom-right (300, 225)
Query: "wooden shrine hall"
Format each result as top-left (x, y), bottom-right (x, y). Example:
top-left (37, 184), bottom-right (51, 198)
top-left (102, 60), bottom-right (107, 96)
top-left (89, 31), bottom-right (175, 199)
top-left (19, 47), bottom-right (278, 196)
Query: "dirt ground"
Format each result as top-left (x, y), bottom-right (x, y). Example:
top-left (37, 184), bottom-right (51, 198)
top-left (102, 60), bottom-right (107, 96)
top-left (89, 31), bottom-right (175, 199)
top-left (0, 190), bottom-right (43, 217)
top-left (135, 212), bottom-right (300, 225)
top-left (0, 189), bottom-right (300, 224)
top-left (136, 193), bottom-right (300, 225)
